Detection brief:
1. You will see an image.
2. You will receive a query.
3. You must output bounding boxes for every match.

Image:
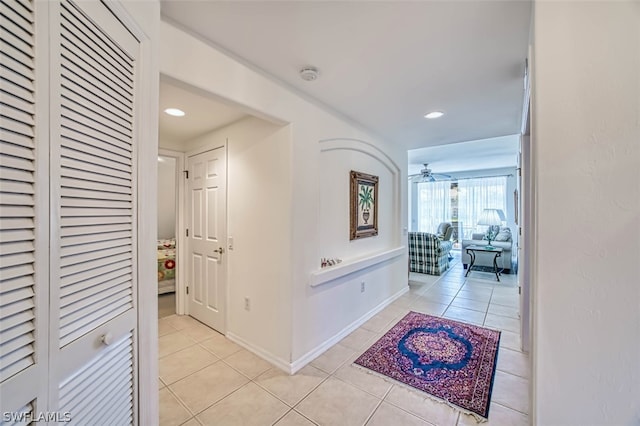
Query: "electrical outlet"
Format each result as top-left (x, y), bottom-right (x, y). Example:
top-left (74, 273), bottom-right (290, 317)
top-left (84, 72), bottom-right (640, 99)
top-left (244, 297), bottom-right (250, 311)
top-left (361, 282), bottom-right (365, 293)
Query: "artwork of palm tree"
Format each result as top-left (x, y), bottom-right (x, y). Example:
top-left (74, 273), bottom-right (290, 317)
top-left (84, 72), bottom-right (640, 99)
top-left (359, 185), bottom-right (374, 224)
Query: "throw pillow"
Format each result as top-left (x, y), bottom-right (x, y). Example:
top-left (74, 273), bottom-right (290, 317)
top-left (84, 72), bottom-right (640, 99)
top-left (494, 227), bottom-right (511, 242)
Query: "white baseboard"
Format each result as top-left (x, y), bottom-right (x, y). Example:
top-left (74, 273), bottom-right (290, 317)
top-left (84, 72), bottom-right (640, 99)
top-left (289, 285), bottom-right (409, 374)
top-left (225, 285), bottom-right (409, 375)
top-left (225, 332), bottom-right (292, 373)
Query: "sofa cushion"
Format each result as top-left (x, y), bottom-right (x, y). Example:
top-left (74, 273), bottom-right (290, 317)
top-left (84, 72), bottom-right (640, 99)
top-left (494, 227), bottom-right (512, 242)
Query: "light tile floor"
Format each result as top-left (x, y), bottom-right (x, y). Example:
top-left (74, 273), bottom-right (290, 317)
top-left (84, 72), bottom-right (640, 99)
top-left (159, 257), bottom-right (530, 425)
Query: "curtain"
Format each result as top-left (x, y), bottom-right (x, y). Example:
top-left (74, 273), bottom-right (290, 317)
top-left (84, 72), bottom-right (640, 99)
top-left (457, 176), bottom-right (507, 239)
top-left (416, 181), bottom-right (452, 233)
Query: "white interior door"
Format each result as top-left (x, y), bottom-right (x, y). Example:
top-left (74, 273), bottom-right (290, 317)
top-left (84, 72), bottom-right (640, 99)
top-left (187, 146), bottom-right (226, 332)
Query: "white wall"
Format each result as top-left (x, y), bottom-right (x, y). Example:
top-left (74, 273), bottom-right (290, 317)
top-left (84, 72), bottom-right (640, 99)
top-left (185, 117), bottom-right (293, 364)
top-left (161, 22), bottom-right (407, 370)
top-left (532, 2), bottom-right (640, 424)
top-left (157, 156), bottom-right (177, 239)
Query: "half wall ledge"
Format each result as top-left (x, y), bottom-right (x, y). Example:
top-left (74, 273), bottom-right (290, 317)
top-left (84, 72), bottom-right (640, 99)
top-left (309, 246), bottom-right (406, 287)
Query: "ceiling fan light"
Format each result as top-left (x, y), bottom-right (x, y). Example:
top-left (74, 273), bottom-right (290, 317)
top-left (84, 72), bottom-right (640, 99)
top-left (424, 111), bottom-right (444, 119)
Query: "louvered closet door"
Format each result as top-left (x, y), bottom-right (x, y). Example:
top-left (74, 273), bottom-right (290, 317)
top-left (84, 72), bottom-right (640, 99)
top-left (0, 0), bottom-right (48, 417)
top-left (48, 1), bottom-right (141, 421)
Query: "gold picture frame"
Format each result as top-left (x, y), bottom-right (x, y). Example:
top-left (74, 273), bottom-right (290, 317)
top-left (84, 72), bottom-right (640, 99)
top-left (350, 171), bottom-right (379, 240)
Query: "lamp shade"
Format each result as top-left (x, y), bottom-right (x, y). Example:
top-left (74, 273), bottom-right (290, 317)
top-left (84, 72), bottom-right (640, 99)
top-left (477, 209), bottom-right (505, 226)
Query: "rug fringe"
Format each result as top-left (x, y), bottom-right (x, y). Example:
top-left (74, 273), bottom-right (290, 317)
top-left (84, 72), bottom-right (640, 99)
top-left (352, 362), bottom-right (489, 424)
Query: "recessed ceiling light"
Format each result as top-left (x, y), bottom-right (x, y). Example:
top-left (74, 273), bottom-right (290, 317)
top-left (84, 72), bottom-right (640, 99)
top-left (164, 108), bottom-right (185, 117)
top-left (424, 111), bottom-right (444, 119)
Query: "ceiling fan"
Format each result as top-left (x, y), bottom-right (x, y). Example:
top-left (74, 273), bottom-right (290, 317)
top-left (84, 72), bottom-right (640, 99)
top-left (408, 163), bottom-right (452, 183)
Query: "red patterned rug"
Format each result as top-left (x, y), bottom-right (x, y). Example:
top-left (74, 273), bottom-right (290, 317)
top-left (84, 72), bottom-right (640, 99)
top-left (354, 311), bottom-right (500, 419)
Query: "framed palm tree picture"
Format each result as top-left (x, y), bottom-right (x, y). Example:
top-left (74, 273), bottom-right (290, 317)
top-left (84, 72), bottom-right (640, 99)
top-left (350, 170), bottom-right (379, 240)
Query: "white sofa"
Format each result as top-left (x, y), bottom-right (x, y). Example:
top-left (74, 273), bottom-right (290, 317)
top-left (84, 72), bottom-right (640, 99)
top-left (461, 227), bottom-right (514, 272)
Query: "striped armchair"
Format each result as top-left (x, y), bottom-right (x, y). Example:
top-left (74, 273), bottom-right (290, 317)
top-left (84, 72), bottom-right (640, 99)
top-left (408, 232), bottom-right (452, 275)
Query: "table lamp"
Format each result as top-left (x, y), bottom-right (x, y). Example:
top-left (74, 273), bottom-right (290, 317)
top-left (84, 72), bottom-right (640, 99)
top-left (477, 208), bottom-right (505, 248)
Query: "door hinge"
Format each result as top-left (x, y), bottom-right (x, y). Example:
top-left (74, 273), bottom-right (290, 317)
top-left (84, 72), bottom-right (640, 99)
top-left (519, 286), bottom-right (521, 295)
top-left (184, 170), bottom-right (189, 179)
top-left (186, 286), bottom-right (189, 295)
top-left (186, 228), bottom-right (189, 237)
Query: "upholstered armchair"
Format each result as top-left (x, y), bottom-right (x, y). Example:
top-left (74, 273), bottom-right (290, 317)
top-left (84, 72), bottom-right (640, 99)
top-left (436, 222), bottom-right (454, 241)
top-left (408, 232), bottom-right (452, 275)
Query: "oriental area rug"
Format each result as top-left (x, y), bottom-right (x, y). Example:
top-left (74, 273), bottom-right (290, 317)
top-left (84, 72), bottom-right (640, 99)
top-left (354, 311), bottom-right (500, 420)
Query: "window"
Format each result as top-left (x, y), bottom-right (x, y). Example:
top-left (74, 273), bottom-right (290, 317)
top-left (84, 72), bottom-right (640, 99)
top-left (412, 176), bottom-right (508, 244)
top-left (458, 177), bottom-right (508, 239)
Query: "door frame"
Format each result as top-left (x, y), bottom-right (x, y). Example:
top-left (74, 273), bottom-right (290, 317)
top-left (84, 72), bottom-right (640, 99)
top-left (158, 149), bottom-right (186, 315)
top-left (184, 141), bottom-right (228, 331)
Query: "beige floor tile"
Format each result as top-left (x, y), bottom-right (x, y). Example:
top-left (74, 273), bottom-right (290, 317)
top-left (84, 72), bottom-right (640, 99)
top-left (273, 410), bottom-right (315, 426)
top-left (181, 322), bottom-right (223, 342)
top-left (165, 314), bottom-right (202, 330)
top-left (159, 345), bottom-right (219, 385)
top-left (367, 402), bottom-right (432, 426)
top-left (256, 365), bottom-right (327, 407)
top-left (420, 292), bottom-right (456, 305)
top-left (310, 343), bottom-right (354, 374)
top-left (443, 306), bottom-right (486, 325)
top-left (497, 347), bottom-right (530, 379)
top-left (158, 319), bottom-right (179, 337)
top-left (491, 371), bottom-right (529, 414)
top-left (384, 385), bottom-right (459, 426)
top-left (223, 349), bottom-right (273, 379)
top-left (423, 286), bottom-right (460, 297)
top-left (485, 314), bottom-right (520, 333)
top-left (456, 290), bottom-right (492, 303)
top-left (158, 293), bottom-right (176, 318)
top-left (296, 377), bottom-right (380, 426)
top-left (196, 383), bottom-right (289, 426)
top-left (169, 362), bottom-right (249, 414)
top-left (379, 305), bottom-right (410, 321)
top-left (450, 297), bottom-right (489, 312)
top-left (490, 293), bottom-right (519, 308)
top-left (390, 294), bottom-right (415, 309)
top-left (199, 333), bottom-right (243, 359)
top-left (159, 388), bottom-right (191, 426)
top-left (333, 364), bottom-right (393, 398)
top-left (339, 327), bottom-right (379, 351)
top-left (159, 331), bottom-right (197, 358)
top-left (361, 314), bottom-right (395, 334)
top-left (459, 402), bottom-right (529, 425)
top-left (499, 330), bottom-right (522, 351)
top-left (488, 303), bottom-right (520, 319)
top-left (436, 279), bottom-right (465, 289)
top-left (180, 419), bottom-right (201, 426)
top-left (411, 299), bottom-right (449, 317)
top-left (159, 378), bottom-right (165, 389)
top-left (492, 286), bottom-right (519, 295)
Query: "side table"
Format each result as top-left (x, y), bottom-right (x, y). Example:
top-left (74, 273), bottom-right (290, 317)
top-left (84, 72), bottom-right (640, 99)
top-left (465, 245), bottom-right (504, 282)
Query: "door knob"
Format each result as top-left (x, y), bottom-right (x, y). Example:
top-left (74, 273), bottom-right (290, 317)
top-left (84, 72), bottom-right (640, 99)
top-left (214, 247), bottom-right (224, 255)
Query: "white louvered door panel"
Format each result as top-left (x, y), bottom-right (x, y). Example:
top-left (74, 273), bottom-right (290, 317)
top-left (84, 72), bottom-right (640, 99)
top-left (58, 333), bottom-right (134, 425)
top-left (0, 0), bottom-right (48, 417)
top-left (48, 0), bottom-right (141, 422)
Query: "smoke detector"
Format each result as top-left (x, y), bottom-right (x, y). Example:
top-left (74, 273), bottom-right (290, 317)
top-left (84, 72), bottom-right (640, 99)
top-left (299, 66), bottom-right (320, 81)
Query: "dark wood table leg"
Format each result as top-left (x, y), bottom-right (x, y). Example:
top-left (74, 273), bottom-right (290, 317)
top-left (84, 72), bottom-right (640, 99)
top-left (465, 249), bottom-right (476, 277)
top-left (493, 252), bottom-right (501, 282)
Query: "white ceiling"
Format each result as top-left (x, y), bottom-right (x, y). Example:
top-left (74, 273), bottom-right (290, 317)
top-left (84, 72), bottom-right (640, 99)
top-left (158, 79), bottom-right (247, 146)
top-left (159, 1), bottom-right (531, 166)
top-left (407, 134), bottom-right (519, 176)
